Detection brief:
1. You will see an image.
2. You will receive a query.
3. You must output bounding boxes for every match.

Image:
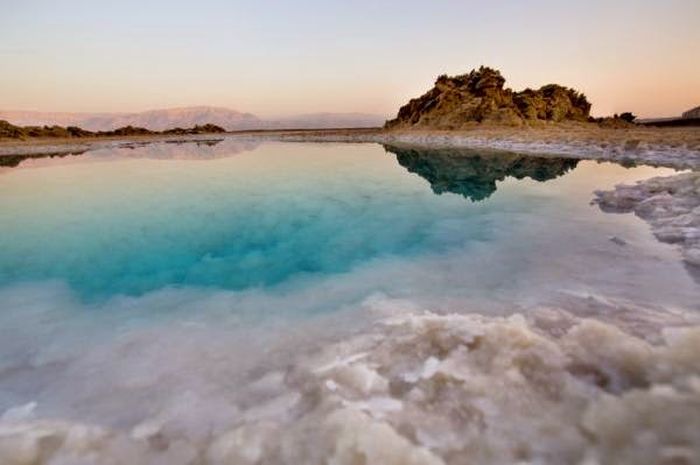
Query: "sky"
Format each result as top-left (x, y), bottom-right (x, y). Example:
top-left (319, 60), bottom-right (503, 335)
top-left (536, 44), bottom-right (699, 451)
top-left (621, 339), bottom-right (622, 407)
top-left (1, 0), bottom-right (699, 118)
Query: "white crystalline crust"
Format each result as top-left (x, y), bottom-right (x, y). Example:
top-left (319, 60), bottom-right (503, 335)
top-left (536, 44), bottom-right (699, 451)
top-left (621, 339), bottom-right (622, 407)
top-left (270, 132), bottom-right (700, 170)
top-left (595, 172), bottom-right (700, 269)
top-left (2, 311), bottom-right (699, 465)
top-left (4, 130), bottom-right (700, 170)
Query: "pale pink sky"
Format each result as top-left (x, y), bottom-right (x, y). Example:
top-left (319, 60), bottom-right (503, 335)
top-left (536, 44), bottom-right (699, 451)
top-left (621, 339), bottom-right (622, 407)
top-left (1, 0), bottom-right (699, 118)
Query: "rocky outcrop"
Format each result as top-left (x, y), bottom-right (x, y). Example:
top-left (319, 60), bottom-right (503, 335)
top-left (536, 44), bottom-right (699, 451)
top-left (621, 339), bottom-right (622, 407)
top-left (0, 120), bottom-right (25, 139)
top-left (594, 117), bottom-right (636, 129)
top-left (683, 106), bottom-right (700, 119)
top-left (99, 125), bottom-right (154, 136)
top-left (162, 124), bottom-right (227, 135)
top-left (385, 145), bottom-right (579, 201)
top-left (385, 66), bottom-right (591, 129)
top-left (0, 120), bottom-right (228, 140)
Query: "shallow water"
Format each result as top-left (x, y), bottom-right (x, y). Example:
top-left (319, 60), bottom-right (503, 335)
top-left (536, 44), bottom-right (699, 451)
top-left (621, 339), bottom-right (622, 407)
top-left (1, 140), bottom-right (695, 303)
top-left (0, 139), bottom-right (698, 464)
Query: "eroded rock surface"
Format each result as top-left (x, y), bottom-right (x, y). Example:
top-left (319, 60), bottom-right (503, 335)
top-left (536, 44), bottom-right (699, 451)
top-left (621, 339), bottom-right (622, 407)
top-left (385, 67), bottom-right (591, 129)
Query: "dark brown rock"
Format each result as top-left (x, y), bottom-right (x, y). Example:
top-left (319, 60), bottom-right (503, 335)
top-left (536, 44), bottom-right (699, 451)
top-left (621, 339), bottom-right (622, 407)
top-left (0, 120), bottom-right (26, 139)
top-left (0, 120), bottom-right (229, 140)
top-left (162, 124), bottom-right (227, 135)
top-left (100, 126), bottom-right (154, 136)
top-left (386, 66), bottom-right (591, 129)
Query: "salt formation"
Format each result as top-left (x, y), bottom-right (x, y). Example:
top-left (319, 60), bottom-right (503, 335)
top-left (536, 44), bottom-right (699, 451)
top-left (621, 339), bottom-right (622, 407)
top-left (265, 131), bottom-right (700, 170)
top-left (2, 309), bottom-right (700, 465)
top-left (595, 172), bottom-right (700, 268)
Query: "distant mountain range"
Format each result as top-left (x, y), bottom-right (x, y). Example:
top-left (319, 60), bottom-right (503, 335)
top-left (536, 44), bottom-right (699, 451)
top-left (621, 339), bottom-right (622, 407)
top-left (0, 106), bottom-right (386, 131)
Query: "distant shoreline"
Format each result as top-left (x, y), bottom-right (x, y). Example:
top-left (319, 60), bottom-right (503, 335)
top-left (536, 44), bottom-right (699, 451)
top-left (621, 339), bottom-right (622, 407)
top-left (638, 117), bottom-right (700, 128)
top-left (0, 127), bottom-right (382, 146)
top-left (2, 124), bottom-right (700, 170)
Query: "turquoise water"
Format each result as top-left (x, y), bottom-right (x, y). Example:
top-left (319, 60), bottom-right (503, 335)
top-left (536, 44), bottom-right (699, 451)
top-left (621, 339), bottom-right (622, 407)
top-left (0, 144), bottom-right (466, 298)
top-left (0, 142), bottom-right (569, 300)
top-left (1, 139), bottom-right (699, 433)
top-left (0, 141), bottom-right (695, 306)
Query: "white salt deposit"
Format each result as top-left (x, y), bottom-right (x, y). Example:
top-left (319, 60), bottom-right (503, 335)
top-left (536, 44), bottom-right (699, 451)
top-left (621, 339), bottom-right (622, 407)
top-left (1, 304), bottom-right (699, 465)
top-left (272, 132), bottom-right (700, 170)
top-left (595, 172), bottom-right (700, 269)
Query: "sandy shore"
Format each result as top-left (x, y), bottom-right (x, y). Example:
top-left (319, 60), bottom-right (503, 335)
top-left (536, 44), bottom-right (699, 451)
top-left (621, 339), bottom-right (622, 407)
top-left (3, 125), bottom-right (700, 169)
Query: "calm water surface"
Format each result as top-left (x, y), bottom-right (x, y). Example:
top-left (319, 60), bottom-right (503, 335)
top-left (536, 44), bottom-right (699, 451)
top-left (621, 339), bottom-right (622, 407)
top-left (0, 139), bottom-right (697, 425)
top-left (1, 140), bottom-right (694, 302)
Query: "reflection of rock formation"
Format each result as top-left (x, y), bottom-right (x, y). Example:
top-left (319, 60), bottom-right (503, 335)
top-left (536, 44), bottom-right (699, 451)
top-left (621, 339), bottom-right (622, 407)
top-left (0, 150), bottom-right (87, 168)
top-left (385, 145), bottom-right (579, 201)
top-left (107, 138), bottom-right (259, 160)
top-left (0, 138), bottom-right (261, 169)
top-left (115, 138), bottom-right (225, 154)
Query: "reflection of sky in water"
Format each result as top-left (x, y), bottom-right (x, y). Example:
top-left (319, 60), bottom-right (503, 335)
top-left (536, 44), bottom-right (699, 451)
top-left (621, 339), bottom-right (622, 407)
top-left (1, 140), bottom-right (699, 429)
top-left (0, 141), bottom-right (693, 305)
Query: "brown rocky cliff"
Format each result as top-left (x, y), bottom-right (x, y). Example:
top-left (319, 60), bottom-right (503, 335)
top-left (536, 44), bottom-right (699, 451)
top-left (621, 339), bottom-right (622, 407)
top-left (386, 66), bottom-right (591, 129)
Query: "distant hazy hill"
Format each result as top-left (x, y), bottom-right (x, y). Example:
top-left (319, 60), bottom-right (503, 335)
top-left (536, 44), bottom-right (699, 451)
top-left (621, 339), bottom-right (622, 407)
top-left (263, 112), bottom-right (386, 129)
top-left (0, 107), bottom-right (259, 131)
top-left (0, 107), bottom-right (385, 131)
top-left (84, 107), bottom-right (261, 131)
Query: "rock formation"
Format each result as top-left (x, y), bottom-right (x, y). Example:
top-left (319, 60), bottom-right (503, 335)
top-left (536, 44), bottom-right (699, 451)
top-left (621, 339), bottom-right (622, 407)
top-left (683, 106), bottom-right (700, 119)
top-left (0, 120), bottom-right (25, 139)
top-left (162, 124), bottom-right (227, 135)
top-left (385, 145), bottom-right (579, 201)
top-left (385, 66), bottom-right (591, 129)
top-left (0, 120), bottom-right (227, 140)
